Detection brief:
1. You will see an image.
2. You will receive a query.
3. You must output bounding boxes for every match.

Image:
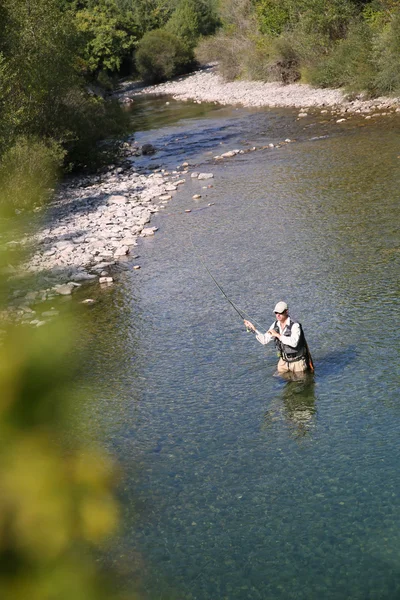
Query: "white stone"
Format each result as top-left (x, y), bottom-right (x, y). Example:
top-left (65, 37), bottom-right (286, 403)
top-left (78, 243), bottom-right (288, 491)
top-left (114, 245), bottom-right (129, 257)
top-left (108, 195), bottom-right (127, 205)
top-left (198, 173), bottom-right (214, 180)
top-left (54, 283), bottom-right (75, 295)
top-left (99, 276), bottom-right (113, 284)
top-left (141, 227), bottom-right (158, 237)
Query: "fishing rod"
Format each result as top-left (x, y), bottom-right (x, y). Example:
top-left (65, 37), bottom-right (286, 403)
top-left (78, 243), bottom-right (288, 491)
top-left (188, 228), bottom-right (266, 331)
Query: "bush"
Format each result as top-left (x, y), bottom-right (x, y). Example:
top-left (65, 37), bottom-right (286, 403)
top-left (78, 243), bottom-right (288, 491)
top-left (0, 137), bottom-right (65, 212)
top-left (135, 28), bottom-right (195, 83)
top-left (165, 0), bottom-right (219, 48)
top-left (309, 19), bottom-right (376, 91)
top-left (256, 0), bottom-right (291, 36)
top-left (196, 32), bottom-right (253, 80)
top-left (373, 9), bottom-right (400, 94)
top-left (60, 89), bottom-right (130, 170)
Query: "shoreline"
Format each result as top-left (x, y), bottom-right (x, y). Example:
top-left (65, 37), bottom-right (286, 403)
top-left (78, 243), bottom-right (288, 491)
top-left (119, 65), bottom-right (400, 116)
top-left (6, 142), bottom-right (195, 323)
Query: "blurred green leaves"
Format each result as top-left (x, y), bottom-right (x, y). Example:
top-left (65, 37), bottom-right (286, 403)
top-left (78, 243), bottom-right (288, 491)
top-left (0, 136), bottom-right (131, 600)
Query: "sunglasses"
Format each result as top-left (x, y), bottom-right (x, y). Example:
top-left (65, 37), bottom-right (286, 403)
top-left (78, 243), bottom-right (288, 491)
top-left (274, 311), bottom-right (286, 315)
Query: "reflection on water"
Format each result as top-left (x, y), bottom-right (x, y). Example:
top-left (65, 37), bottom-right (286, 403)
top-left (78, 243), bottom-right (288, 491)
top-left (263, 375), bottom-right (317, 438)
top-left (79, 98), bottom-right (400, 599)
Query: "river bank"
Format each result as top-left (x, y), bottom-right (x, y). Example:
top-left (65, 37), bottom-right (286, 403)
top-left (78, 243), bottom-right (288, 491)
top-left (118, 65), bottom-right (400, 116)
top-left (4, 140), bottom-right (191, 323)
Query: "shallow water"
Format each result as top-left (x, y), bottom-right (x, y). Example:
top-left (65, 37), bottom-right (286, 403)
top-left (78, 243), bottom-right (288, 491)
top-left (79, 98), bottom-right (400, 599)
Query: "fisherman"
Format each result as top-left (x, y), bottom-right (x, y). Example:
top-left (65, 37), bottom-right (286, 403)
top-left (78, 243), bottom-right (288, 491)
top-left (244, 301), bottom-right (313, 374)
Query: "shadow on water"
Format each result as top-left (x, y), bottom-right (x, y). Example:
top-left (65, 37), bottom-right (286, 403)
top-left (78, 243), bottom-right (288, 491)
top-left (315, 345), bottom-right (358, 378)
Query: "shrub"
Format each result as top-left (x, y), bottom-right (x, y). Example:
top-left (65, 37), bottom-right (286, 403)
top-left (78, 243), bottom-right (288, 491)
top-left (373, 9), bottom-right (400, 94)
top-left (309, 19), bottom-right (376, 91)
top-left (165, 0), bottom-right (219, 47)
top-left (135, 28), bottom-right (194, 83)
top-left (256, 0), bottom-right (291, 36)
top-left (196, 32), bottom-right (253, 80)
top-left (0, 137), bottom-right (65, 212)
top-left (60, 89), bottom-right (130, 170)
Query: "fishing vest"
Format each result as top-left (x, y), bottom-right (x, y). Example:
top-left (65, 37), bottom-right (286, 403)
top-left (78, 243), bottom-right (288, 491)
top-left (273, 319), bottom-right (307, 362)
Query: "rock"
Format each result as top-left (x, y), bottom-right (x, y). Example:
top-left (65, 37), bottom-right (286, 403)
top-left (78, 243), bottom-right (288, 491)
top-left (108, 195), bottom-right (127, 205)
top-left (91, 261), bottom-right (114, 271)
top-left (99, 276), bottom-right (113, 284)
top-left (158, 194), bottom-right (172, 201)
top-left (133, 265), bottom-right (141, 270)
top-left (42, 310), bottom-right (59, 318)
top-left (120, 237), bottom-right (137, 246)
top-left (141, 143), bottom-right (156, 155)
top-left (81, 299), bottom-right (95, 304)
top-left (221, 150), bottom-right (240, 158)
top-left (198, 173), bottom-right (214, 180)
top-left (141, 227), bottom-right (158, 237)
top-left (72, 272), bottom-right (98, 282)
top-left (191, 172), bottom-right (199, 178)
top-left (114, 245), bottom-right (130, 257)
top-left (192, 194), bottom-right (201, 199)
top-left (336, 118), bottom-right (346, 123)
top-left (54, 283), bottom-right (76, 296)
top-left (185, 209), bottom-right (191, 213)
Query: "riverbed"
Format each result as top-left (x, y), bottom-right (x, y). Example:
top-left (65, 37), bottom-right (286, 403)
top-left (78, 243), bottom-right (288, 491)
top-left (78, 97), bottom-right (400, 599)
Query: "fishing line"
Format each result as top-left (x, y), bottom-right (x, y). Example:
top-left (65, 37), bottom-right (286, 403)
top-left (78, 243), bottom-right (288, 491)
top-left (188, 225), bottom-right (266, 331)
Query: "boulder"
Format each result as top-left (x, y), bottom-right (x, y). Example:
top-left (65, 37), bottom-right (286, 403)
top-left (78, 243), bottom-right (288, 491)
top-left (141, 143), bottom-right (156, 155)
top-left (198, 173), bottom-right (214, 180)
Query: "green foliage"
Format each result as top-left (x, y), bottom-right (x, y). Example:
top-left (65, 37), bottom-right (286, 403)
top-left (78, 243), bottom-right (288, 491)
top-left (0, 168), bottom-right (131, 600)
top-left (165, 0), bottom-right (219, 48)
top-left (0, 0), bottom-right (130, 172)
top-left (62, 91), bottom-right (130, 169)
top-left (310, 19), bottom-right (376, 91)
top-left (0, 0), bottom-right (81, 142)
top-left (0, 137), bottom-right (65, 213)
top-left (74, 0), bottom-right (139, 74)
top-left (136, 28), bottom-right (194, 83)
top-left (256, 0), bottom-right (291, 36)
top-left (202, 0), bottom-right (400, 96)
top-left (295, 0), bottom-right (356, 41)
top-left (373, 8), bottom-right (400, 93)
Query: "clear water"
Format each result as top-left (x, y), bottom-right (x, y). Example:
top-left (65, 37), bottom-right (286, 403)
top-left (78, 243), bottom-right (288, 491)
top-left (78, 99), bottom-right (400, 599)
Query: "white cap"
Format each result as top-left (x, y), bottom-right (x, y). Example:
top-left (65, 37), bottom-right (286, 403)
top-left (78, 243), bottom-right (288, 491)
top-left (273, 301), bottom-right (288, 313)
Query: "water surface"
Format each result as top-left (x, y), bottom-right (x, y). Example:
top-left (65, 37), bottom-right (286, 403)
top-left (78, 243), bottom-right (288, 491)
top-left (78, 98), bottom-right (400, 599)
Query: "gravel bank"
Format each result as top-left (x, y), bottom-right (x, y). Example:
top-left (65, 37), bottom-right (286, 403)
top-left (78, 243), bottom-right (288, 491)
top-left (119, 67), bottom-right (400, 114)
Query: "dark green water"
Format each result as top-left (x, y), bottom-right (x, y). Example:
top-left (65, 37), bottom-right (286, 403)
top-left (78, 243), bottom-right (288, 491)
top-left (79, 98), bottom-right (400, 599)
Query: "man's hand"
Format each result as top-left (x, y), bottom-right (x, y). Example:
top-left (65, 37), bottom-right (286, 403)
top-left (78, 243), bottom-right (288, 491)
top-left (268, 329), bottom-right (280, 339)
top-left (244, 319), bottom-right (256, 332)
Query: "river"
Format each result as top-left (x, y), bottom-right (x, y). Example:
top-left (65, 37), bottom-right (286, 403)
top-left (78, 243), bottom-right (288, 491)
top-left (77, 96), bottom-right (400, 599)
